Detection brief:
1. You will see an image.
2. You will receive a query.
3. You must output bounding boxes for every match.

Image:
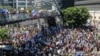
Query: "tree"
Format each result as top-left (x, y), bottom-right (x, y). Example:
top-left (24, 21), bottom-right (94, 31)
top-left (0, 28), bottom-right (8, 41)
top-left (0, 6), bottom-right (3, 9)
top-left (62, 7), bottom-right (89, 26)
top-left (25, 7), bottom-right (33, 13)
top-left (0, 5), bottom-right (14, 11)
top-left (4, 6), bottom-right (14, 11)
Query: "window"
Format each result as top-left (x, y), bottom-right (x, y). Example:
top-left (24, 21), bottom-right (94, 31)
top-left (29, 0), bottom-right (34, 1)
top-left (18, 3), bottom-right (25, 5)
top-left (28, 3), bottom-right (32, 5)
top-left (4, 0), bottom-right (8, 2)
top-left (19, 0), bottom-right (26, 1)
top-left (8, 0), bottom-right (13, 1)
top-left (4, 3), bottom-right (13, 7)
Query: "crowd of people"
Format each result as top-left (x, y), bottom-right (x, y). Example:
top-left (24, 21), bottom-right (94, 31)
top-left (0, 5), bottom-right (99, 56)
top-left (2, 25), bottom-right (100, 56)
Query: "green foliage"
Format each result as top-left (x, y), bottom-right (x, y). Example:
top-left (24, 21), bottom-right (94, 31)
top-left (0, 5), bottom-right (14, 11)
top-left (26, 7), bottom-right (33, 11)
top-left (0, 28), bottom-right (8, 40)
top-left (62, 7), bottom-right (89, 26)
top-left (24, 7), bottom-right (33, 13)
top-left (4, 6), bottom-right (14, 11)
top-left (0, 6), bottom-right (3, 9)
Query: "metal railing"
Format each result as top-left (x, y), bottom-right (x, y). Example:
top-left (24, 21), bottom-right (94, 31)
top-left (6, 13), bottom-right (31, 22)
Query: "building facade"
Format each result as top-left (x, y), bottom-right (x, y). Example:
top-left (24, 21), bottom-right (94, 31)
top-left (15, 0), bottom-right (34, 9)
top-left (1, 0), bottom-right (34, 9)
top-left (1, 0), bottom-right (74, 9)
top-left (61, 0), bottom-right (74, 9)
top-left (75, 0), bottom-right (100, 10)
top-left (0, 0), bottom-right (4, 6)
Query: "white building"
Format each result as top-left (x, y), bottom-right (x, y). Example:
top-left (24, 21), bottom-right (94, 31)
top-left (15, 0), bottom-right (34, 9)
top-left (3, 0), bottom-right (34, 9)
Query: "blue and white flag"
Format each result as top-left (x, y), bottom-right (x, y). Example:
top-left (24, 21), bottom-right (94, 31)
top-left (31, 9), bottom-right (38, 16)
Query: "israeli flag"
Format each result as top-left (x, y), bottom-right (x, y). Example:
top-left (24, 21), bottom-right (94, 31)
top-left (31, 9), bottom-right (38, 16)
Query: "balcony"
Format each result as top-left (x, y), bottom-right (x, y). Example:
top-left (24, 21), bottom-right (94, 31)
top-left (4, 0), bottom-right (13, 3)
top-left (4, 1), bottom-right (13, 3)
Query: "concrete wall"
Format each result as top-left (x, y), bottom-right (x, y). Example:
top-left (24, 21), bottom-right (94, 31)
top-left (88, 11), bottom-right (100, 28)
top-left (75, 4), bottom-right (100, 11)
top-left (75, 0), bottom-right (100, 6)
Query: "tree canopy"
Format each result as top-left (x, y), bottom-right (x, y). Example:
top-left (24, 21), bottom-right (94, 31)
top-left (0, 6), bottom-right (13, 11)
top-left (62, 7), bottom-right (89, 26)
top-left (0, 28), bottom-right (8, 41)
